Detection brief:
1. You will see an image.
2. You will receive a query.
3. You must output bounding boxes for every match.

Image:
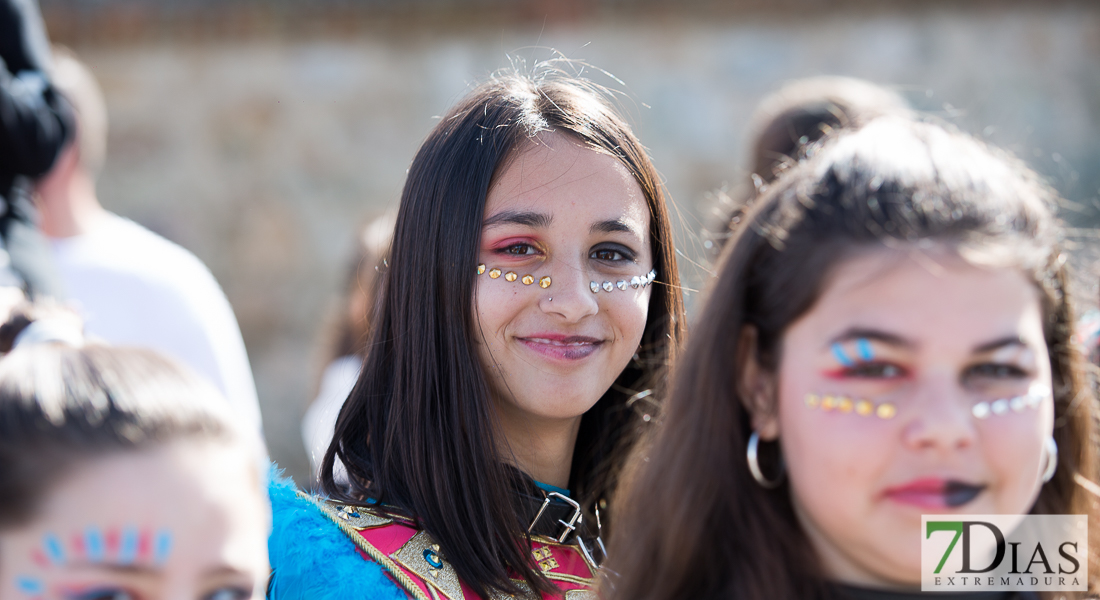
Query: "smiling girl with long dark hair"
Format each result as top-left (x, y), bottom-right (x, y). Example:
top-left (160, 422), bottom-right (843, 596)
top-left (268, 65), bottom-right (684, 600)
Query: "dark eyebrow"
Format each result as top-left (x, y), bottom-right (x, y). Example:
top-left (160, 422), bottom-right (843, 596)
top-left (202, 565), bottom-right (256, 579)
top-left (591, 218), bottom-right (640, 236)
top-left (69, 562), bottom-right (160, 577)
top-left (827, 327), bottom-right (915, 350)
top-left (972, 336), bottom-right (1028, 355)
top-left (482, 210), bottom-right (552, 230)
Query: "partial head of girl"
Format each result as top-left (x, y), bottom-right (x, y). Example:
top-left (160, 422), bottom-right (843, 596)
top-left (324, 63), bottom-right (685, 597)
top-left (0, 341), bottom-right (270, 600)
top-left (606, 116), bottom-right (1099, 599)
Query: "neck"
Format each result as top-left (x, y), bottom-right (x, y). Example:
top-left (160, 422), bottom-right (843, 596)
top-left (37, 169), bottom-right (106, 238)
top-left (493, 401), bottom-right (581, 489)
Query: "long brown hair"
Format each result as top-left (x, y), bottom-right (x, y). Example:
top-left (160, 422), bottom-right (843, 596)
top-left (604, 117), bottom-right (1100, 600)
top-left (322, 64), bottom-right (685, 597)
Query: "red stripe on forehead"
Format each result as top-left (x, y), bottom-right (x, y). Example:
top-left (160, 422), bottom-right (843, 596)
top-left (137, 529), bottom-right (152, 561)
top-left (70, 532), bottom-right (84, 559)
top-left (106, 528), bottom-right (121, 556)
top-left (31, 548), bottom-right (49, 568)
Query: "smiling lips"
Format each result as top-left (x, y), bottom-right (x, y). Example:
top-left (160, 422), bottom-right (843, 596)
top-left (518, 334), bottom-right (604, 361)
top-left (884, 478), bottom-right (986, 509)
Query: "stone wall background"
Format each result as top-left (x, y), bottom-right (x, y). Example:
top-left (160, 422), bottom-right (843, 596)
top-left (43, 2), bottom-right (1100, 483)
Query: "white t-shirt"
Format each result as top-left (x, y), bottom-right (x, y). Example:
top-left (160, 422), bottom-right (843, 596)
top-left (301, 354), bottom-right (360, 480)
top-left (50, 212), bottom-right (263, 433)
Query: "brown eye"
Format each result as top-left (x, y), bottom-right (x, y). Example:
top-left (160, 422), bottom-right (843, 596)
top-left (503, 243), bottom-right (536, 255)
top-left (966, 363), bottom-right (1028, 379)
top-left (590, 244), bottom-right (635, 262)
top-left (203, 588), bottom-right (251, 600)
top-left (846, 363), bottom-right (905, 378)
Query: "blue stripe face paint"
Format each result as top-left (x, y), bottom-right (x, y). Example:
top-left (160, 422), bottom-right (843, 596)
top-left (43, 534), bottom-right (64, 565)
top-left (153, 530), bottom-right (172, 565)
top-left (856, 338), bottom-right (874, 361)
top-left (84, 527), bottom-right (105, 562)
top-left (831, 343), bottom-right (855, 367)
top-left (16, 576), bottom-right (45, 596)
top-left (117, 527), bottom-right (139, 565)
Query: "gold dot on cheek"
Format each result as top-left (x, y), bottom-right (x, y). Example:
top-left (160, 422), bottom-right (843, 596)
top-left (477, 264), bottom-right (486, 275)
top-left (539, 276), bottom-right (552, 288)
top-left (505, 272), bottom-right (518, 282)
top-left (837, 397), bottom-right (854, 413)
top-left (489, 268), bottom-right (501, 279)
top-left (821, 396), bottom-right (836, 411)
top-left (804, 394), bottom-right (820, 409)
top-left (521, 274), bottom-right (535, 285)
top-left (876, 403), bottom-right (897, 419)
top-left (855, 400), bottom-right (873, 416)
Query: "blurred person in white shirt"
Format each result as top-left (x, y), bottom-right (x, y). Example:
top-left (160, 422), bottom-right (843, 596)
top-left (32, 47), bottom-right (262, 434)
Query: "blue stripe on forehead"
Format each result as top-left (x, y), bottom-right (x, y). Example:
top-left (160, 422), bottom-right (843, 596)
top-left (856, 338), bottom-right (874, 361)
top-left (831, 343), bottom-right (855, 367)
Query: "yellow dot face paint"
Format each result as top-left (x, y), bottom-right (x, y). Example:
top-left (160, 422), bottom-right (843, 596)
top-left (803, 393), bottom-right (897, 420)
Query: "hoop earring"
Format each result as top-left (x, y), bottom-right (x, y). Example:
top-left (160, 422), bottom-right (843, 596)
top-left (747, 431), bottom-right (784, 489)
top-left (1042, 437), bottom-right (1058, 483)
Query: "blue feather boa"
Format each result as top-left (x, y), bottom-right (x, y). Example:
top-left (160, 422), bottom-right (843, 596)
top-left (267, 472), bottom-right (407, 600)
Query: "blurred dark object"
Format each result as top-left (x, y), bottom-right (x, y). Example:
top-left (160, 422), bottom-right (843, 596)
top-left (0, 0), bottom-right (72, 299)
top-left (748, 76), bottom-right (910, 186)
top-left (705, 76), bottom-right (910, 258)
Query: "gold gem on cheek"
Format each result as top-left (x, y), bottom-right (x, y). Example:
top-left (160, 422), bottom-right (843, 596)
top-left (477, 266), bottom-right (552, 289)
top-left (803, 393), bottom-right (896, 420)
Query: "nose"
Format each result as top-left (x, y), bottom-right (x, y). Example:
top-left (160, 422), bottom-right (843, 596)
top-left (899, 375), bottom-right (977, 453)
top-left (539, 263), bottom-right (599, 323)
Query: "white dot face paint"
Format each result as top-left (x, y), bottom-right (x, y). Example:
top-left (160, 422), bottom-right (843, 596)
top-left (0, 441), bottom-right (270, 600)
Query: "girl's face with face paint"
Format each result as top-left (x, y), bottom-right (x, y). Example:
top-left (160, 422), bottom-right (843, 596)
top-left (0, 440), bottom-right (269, 600)
top-left (749, 247), bottom-right (1055, 588)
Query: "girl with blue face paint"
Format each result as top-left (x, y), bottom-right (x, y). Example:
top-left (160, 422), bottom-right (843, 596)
top-left (0, 330), bottom-right (270, 600)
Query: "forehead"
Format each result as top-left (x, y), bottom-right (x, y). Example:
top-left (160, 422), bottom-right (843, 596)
top-left (24, 442), bottom-right (268, 562)
top-left (485, 132), bottom-right (649, 229)
top-left (792, 247), bottom-right (1044, 347)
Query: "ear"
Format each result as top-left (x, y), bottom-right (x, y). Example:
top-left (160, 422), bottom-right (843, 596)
top-left (736, 325), bottom-right (780, 441)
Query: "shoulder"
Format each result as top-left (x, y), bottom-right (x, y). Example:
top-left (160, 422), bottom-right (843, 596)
top-left (268, 476), bottom-right (409, 600)
top-left (63, 214), bottom-right (224, 291)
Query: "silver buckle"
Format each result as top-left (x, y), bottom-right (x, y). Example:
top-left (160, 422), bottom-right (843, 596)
top-left (526, 491), bottom-right (583, 543)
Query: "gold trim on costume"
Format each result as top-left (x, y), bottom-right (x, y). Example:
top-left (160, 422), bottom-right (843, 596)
top-left (391, 530), bottom-right (465, 600)
top-left (487, 579), bottom-right (538, 600)
top-left (304, 492), bottom-right (431, 600)
top-left (323, 499), bottom-right (393, 529)
top-left (545, 571), bottom-right (596, 586)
